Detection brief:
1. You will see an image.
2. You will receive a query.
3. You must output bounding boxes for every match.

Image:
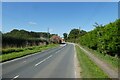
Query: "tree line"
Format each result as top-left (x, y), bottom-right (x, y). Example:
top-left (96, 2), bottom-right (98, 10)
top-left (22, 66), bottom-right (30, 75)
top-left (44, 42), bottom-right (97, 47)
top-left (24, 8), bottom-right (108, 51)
top-left (63, 19), bottom-right (120, 57)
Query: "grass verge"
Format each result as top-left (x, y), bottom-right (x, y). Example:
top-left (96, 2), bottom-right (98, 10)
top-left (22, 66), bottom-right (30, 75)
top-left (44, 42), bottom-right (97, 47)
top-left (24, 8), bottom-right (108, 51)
top-left (75, 45), bottom-right (108, 78)
top-left (80, 44), bottom-right (119, 70)
top-left (0, 44), bottom-right (58, 62)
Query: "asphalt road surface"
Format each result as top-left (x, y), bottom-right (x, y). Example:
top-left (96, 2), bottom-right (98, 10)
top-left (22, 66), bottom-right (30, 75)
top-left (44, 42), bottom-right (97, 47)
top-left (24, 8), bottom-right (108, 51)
top-left (2, 43), bottom-right (76, 79)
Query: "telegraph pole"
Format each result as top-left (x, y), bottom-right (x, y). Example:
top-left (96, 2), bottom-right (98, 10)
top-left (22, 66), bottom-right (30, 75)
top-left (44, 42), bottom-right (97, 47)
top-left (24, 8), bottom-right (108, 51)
top-left (78, 27), bottom-right (81, 43)
top-left (47, 27), bottom-right (50, 43)
top-left (79, 27), bottom-right (80, 35)
top-left (79, 27), bottom-right (80, 31)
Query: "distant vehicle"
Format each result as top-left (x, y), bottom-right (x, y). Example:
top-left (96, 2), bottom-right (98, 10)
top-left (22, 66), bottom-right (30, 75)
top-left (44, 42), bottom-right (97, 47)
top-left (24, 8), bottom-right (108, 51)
top-left (60, 42), bottom-right (66, 46)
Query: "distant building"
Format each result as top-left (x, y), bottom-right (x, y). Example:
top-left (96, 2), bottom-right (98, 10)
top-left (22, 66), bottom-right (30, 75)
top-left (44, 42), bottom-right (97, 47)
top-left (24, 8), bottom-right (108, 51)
top-left (50, 35), bottom-right (63, 44)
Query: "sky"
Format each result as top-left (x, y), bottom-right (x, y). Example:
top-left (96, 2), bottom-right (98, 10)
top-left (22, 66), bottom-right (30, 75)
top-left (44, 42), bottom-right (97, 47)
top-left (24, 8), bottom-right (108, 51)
top-left (2, 2), bottom-right (118, 37)
top-left (2, 0), bottom-right (120, 2)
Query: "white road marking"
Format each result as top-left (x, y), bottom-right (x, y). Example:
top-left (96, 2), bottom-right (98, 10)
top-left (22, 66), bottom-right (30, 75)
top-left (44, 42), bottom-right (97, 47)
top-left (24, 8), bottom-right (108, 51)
top-left (12, 75), bottom-right (19, 80)
top-left (74, 44), bottom-right (77, 78)
top-left (55, 46), bottom-right (66, 54)
top-left (35, 55), bottom-right (52, 66)
top-left (75, 71), bottom-right (77, 78)
top-left (2, 47), bottom-right (55, 65)
top-left (23, 61), bottom-right (26, 63)
top-left (55, 50), bottom-right (61, 54)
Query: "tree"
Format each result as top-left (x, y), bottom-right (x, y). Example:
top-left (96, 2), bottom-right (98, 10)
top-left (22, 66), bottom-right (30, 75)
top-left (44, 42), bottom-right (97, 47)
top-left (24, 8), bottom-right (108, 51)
top-left (80, 30), bottom-right (87, 36)
top-left (63, 33), bottom-right (68, 41)
top-left (68, 29), bottom-right (80, 39)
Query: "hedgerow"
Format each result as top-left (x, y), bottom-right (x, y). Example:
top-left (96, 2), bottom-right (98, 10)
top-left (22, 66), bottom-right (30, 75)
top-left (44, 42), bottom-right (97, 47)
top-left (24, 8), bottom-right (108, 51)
top-left (79, 19), bottom-right (120, 57)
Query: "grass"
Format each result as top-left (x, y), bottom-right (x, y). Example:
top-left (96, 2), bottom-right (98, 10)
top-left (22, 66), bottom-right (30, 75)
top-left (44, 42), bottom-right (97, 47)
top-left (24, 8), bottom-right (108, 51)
top-left (80, 44), bottom-right (119, 70)
top-left (75, 45), bottom-right (108, 78)
top-left (0, 44), bottom-right (59, 62)
top-left (2, 48), bottom-right (24, 54)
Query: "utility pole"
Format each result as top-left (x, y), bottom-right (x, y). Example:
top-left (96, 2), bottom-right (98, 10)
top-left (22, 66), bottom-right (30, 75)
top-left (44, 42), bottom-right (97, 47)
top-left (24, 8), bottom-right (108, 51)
top-left (78, 27), bottom-right (81, 43)
top-left (79, 27), bottom-right (80, 34)
top-left (47, 27), bottom-right (50, 43)
top-left (79, 27), bottom-right (81, 35)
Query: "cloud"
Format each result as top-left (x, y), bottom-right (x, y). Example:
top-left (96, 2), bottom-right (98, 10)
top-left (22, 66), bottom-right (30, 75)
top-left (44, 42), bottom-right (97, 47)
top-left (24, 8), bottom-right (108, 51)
top-left (28, 22), bottom-right (37, 25)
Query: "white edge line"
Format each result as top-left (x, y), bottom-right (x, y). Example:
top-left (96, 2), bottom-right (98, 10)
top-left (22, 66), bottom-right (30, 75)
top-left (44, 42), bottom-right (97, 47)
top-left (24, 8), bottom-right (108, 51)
top-left (2, 51), bottom-right (43, 64)
top-left (2, 44), bottom-right (66, 64)
top-left (73, 44), bottom-right (77, 78)
top-left (2, 47), bottom-right (56, 65)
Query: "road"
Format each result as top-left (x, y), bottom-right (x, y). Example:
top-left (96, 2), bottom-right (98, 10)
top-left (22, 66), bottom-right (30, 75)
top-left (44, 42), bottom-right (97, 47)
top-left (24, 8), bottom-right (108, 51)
top-left (2, 44), bottom-right (76, 79)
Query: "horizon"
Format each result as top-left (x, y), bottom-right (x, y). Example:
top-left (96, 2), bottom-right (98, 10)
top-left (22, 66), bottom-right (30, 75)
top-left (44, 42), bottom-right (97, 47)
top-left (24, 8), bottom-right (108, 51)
top-left (2, 2), bottom-right (118, 37)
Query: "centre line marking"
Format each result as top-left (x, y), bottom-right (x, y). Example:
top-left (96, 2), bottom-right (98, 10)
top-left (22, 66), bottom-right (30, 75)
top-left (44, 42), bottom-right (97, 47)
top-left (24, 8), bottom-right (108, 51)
top-left (23, 61), bottom-right (26, 63)
top-left (11, 75), bottom-right (19, 80)
top-left (35, 55), bottom-right (52, 66)
top-left (55, 50), bottom-right (61, 54)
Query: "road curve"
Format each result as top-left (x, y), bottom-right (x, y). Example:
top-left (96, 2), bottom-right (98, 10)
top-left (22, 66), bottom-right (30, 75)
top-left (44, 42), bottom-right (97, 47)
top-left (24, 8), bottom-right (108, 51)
top-left (2, 44), bottom-right (76, 79)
